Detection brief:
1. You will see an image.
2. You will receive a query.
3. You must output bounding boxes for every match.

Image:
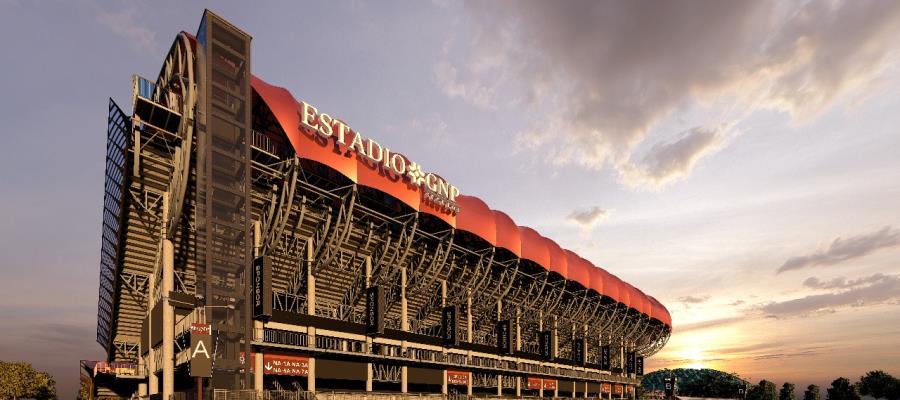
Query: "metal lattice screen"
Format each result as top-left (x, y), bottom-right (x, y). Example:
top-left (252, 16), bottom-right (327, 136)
top-left (97, 98), bottom-right (131, 350)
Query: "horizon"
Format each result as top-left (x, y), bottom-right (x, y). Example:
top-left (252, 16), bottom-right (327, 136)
top-left (0, 1), bottom-right (898, 398)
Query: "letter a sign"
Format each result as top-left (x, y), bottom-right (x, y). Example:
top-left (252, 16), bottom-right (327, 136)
top-left (190, 323), bottom-right (212, 377)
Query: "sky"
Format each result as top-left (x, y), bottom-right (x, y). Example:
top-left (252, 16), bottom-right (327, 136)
top-left (1, 0), bottom-right (899, 397)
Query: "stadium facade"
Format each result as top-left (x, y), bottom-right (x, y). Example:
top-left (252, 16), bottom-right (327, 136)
top-left (89, 10), bottom-right (671, 400)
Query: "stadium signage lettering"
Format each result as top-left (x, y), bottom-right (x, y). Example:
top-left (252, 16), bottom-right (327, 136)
top-left (299, 101), bottom-right (460, 214)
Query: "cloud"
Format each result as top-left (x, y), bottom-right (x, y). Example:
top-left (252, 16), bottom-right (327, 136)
top-left (675, 316), bottom-right (744, 333)
top-left (802, 273), bottom-right (894, 289)
top-left (434, 41), bottom-right (498, 109)
top-left (778, 226), bottom-right (900, 273)
top-left (678, 295), bottom-right (711, 305)
top-left (96, 6), bottom-right (157, 52)
top-left (567, 206), bottom-right (610, 229)
top-left (729, 300), bottom-right (746, 306)
top-left (617, 125), bottom-right (729, 188)
top-left (444, 0), bottom-right (900, 188)
top-left (760, 274), bottom-right (900, 317)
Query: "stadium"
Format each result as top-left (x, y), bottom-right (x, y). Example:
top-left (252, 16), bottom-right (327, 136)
top-left (87, 10), bottom-right (672, 400)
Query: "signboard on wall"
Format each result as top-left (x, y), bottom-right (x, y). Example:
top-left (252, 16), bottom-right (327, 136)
top-left (442, 305), bottom-right (458, 347)
top-left (602, 383), bottom-right (612, 394)
top-left (496, 320), bottom-right (511, 355)
top-left (251, 256), bottom-right (272, 320)
top-left (366, 285), bottom-right (385, 336)
top-left (527, 377), bottom-right (543, 390)
top-left (447, 370), bottom-right (470, 386)
top-left (189, 323), bottom-right (212, 377)
top-left (262, 354), bottom-right (309, 376)
top-left (542, 378), bottom-right (557, 391)
top-left (626, 351), bottom-right (636, 374)
top-left (636, 356), bottom-right (644, 376)
top-left (614, 384), bottom-right (624, 395)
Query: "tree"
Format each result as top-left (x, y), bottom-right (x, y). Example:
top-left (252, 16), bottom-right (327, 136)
top-left (0, 361), bottom-right (57, 400)
top-left (748, 380), bottom-right (778, 400)
top-left (858, 370), bottom-right (900, 400)
top-left (780, 383), bottom-right (796, 400)
top-left (76, 377), bottom-right (93, 400)
top-left (827, 377), bottom-right (860, 400)
top-left (803, 385), bottom-right (821, 400)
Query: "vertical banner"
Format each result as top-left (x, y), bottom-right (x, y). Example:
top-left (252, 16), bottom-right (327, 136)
top-left (496, 319), bottom-right (511, 355)
top-left (442, 305), bottom-right (458, 347)
top-left (189, 323), bottom-right (212, 377)
top-left (573, 337), bottom-right (585, 365)
top-left (539, 330), bottom-right (554, 360)
top-left (252, 256), bottom-right (273, 320)
top-left (664, 377), bottom-right (676, 397)
top-left (626, 351), bottom-right (636, 374)
top-left (366, 286), bottom-right (385, 336)
top-left (600, 345), bottom-right (611, 370)
top-left (636, 356), bottom-right (644, 376)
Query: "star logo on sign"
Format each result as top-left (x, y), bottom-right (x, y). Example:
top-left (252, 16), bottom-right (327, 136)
top-left (406, 162), bottom-right (426, 187)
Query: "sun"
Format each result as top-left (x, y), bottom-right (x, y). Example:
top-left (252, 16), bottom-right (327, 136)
top-left (684, 348), bottom-right (706, 369)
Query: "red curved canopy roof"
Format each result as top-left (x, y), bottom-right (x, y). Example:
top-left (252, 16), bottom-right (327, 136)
top-left (493, 211), bottom-right (521, 257)
top-left (545, 239), bottom-right (568, 279)
top-left (563, 251), bottom-right (591, 289)
top-left (251, 75), bottom-right (670, 328)
top-left (455, 195), bottom-right (496, 245)
top-left (587, 263), bottom-right (605, 295)
top-left (520, 227), bottom-right (551, 268)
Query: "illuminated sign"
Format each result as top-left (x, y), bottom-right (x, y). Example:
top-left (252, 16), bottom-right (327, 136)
top-left (542, 378), bottom-right (557, 390)
top-left (527, 377), bottom-right (543, 390)
top-left (299, 101), bottom-right (460, 214)
top-left (447, 370), bottom-right (470, 386)
top-left (245, 352), bottom-right (310, 376)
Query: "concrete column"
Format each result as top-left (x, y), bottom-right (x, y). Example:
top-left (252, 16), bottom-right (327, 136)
top-left (515, 308), bottom-right (521, 352)
top-left (516, 377), bottom-right (521, 397)
top-left (253, 221), bottom-right (264, 392)
top-left (365, 256), bottom-right (373, 392)
top-left (306, 237), bottom-right (316, 392)
top-left (552, 316), bottom-right (559, 360)
top-left (161, 195), bottom-right (175, 400)
top-left (466, 292), bottom-right (472, 341)
top-left (147, 282), bottom-right (158, 395)
top-left (466, 291), bottom-right (473, 385)
top-left (401, 266), bottom-right (408, 393)
top-left (138, 383), bottom-right (147, 397)
top-left (307, 357), bottom-right (316, 392)
top-left (441, 280), bottom-right (448, 395)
